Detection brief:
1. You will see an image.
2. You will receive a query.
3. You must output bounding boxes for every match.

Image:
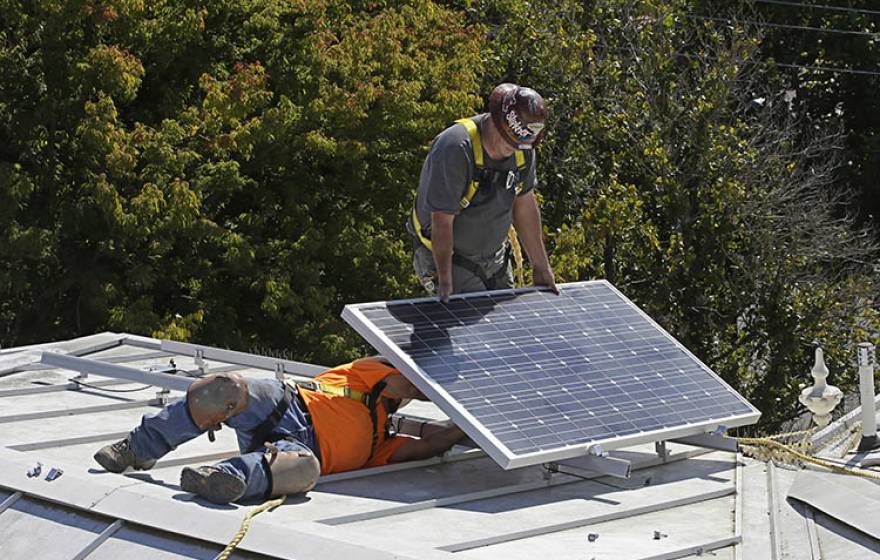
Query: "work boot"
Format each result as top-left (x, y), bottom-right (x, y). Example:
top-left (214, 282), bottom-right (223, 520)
top-left (94, 438), bottom-right (157, 473)
top-left (180, 466), bottom-right (247, 504)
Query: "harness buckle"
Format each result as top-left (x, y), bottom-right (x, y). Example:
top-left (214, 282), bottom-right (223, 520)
top-left (299, 380), bottom-right (319, 392)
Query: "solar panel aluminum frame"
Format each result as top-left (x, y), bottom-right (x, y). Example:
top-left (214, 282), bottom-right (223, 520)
top-left (342, 280), bottom-right (760, 470)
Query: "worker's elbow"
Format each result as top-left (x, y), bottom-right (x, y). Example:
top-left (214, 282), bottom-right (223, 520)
top-left (391, 439), bottom-right (440, 463)
top-left (430, 212), bottom-right (455, 230)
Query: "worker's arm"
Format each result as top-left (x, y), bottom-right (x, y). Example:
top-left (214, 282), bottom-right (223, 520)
top-left (512, 191), bottom-right (558, 294)
top-left (430, 211), bottom-right (456, 301)
top-left (389, 424), bottom-right (467, 463)
top-left (381, 373), bottom-right (427, 401)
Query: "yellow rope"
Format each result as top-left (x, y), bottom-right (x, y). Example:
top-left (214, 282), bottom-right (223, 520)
top-left (216, 495), bottom-right (286, 560)
top-left (736, 432), bottom-right (880, 482)
top-left (759, 428), bottom-right (816, 441)
top-left (838, 425), bottom-right (863, 456)
top-left (507, 226), bottom-right (525, 287)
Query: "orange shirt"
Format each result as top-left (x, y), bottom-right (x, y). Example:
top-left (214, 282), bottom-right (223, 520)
top-left (298, 359), bottom-right (408, 474)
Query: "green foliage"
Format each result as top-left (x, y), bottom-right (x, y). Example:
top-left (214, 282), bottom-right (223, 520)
top-left (749, 0), bottom-right (880, 230)
top-left (1, 0), bottom-right (877, 431)
top-left (0, 0), bottom-right (483, 364)
top-left (464, 0), bottom-right (880, 429)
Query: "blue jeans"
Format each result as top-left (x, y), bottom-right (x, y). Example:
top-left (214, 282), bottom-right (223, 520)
top-left (128, 378), bottom-right (317, 500)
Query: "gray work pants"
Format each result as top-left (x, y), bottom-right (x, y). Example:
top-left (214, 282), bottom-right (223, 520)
top-left (412, 241), bottom-right (514, 295)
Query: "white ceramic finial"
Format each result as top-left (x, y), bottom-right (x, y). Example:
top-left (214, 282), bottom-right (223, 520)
top-left (812, 347), bottom-right (829, 388)
top-left (799, 347), bottom-right (843, 427)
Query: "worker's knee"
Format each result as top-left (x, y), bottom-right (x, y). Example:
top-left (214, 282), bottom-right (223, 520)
top-left (186, 373), bottom-right (249, 430)
top-left (266, 450), bottom-right (321, 496)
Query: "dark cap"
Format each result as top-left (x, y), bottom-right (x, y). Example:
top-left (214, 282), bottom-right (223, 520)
top-left (489, 83), bottom-right (547, 150)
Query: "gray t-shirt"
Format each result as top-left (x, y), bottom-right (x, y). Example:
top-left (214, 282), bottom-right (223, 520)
top-left (408, 113), bottom-right (537, 259)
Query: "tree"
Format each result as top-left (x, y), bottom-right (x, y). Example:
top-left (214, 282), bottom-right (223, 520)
top-left (459, 0), bottom-right (879, 429)
top-left (749, 0), bottom-right (880, 233)
top-left (0, 0), bottom-right (484, 364)
top-left (1, 0), bottom-right (876, 431)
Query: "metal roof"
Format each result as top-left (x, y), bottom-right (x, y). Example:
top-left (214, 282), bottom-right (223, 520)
top-left (0, 333), bottom-right (878, 560)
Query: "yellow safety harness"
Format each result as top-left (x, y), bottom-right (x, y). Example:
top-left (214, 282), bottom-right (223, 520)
top-left (246, 379), bottom-right (376, 453)
top-left (295, 378), bottom-right (388, 459)
top-left (411, 117), bottom-right (526, 252)
top-left (296, 380), bottom-right (370, 403)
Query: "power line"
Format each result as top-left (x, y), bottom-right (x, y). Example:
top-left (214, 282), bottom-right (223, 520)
top-left (764, 59), bottom-right (880, 76)
top-left (753, 0), bottom-right (880, 17)
top-left (595, 43), bottom-right (880, 77)
top-left (685, 13), bottom-right (880, 76)
top-left (681, 49), bottom-right (880, 77)
top-left (689, 14), bottom-right (880, 37)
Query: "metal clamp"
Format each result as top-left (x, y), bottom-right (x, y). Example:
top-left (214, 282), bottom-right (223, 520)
top-left (297, 380), bottom-right (319, 392)
top-left (546, 446), bottom-right (632, 479)
top-left (670, 426), bottom-right (738, 452)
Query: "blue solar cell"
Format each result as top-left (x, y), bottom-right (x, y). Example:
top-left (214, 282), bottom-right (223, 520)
top-left (344, 281), bottom-right (760, 468)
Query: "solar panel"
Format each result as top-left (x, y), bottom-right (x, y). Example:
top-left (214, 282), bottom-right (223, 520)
top-left (342, 280), bottom-right (760, 469)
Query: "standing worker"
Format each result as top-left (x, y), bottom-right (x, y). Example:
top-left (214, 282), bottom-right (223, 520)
top-left (408, 83), bottom-right (558, 301)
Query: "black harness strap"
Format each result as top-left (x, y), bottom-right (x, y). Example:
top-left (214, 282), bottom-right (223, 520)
top-left (452, 248), bottom-right (511, 291)
top-left (248, 378), bottom-right (389, 459)
top-left (452, 253), bottom-right (494, 289)
top-left (248, 383), bottom-right (295, 452)
top-left (367, 380), bottom-right (387, 459)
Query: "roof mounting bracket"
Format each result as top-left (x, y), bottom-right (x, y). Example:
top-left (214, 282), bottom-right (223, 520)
top-left (655, 440), bottom-right (669, 462)
top-left (155, 386), bottom-right (171, 405)
top-left (194, 349), bottom-right (207, 375)
top-left (545, 446), bottom-right (632, 479)
top-left (70, 369), bottom-right (89, 388)
top-left (147, 364), bottom-right (177, 404)
top-left (670, 427), bottom-right (738, 452)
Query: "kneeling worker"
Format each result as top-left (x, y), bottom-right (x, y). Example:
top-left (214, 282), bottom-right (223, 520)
top-left (94, 358), bottom-right (465, 504)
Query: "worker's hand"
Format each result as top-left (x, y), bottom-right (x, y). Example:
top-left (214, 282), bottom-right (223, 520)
top-left (447, 425), bottom-right (467, 444)
top-left (437, 279), bottom-right (453, 303)
top-left (532, 266), bottom-right (559, 295)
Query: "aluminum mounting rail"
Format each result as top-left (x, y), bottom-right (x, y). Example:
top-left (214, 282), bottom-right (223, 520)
top-left (159, 339), bottom-right (327, 378)
top-left (0, 335), bottom-right (126, 377)
top-left (40, 352), bottom-right (195, 392)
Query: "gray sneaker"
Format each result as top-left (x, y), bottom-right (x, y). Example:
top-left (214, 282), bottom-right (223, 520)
top-left (180, 466), bottom-right (247, 504)
top-left (94, 438), bottom-right (157, 473)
